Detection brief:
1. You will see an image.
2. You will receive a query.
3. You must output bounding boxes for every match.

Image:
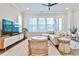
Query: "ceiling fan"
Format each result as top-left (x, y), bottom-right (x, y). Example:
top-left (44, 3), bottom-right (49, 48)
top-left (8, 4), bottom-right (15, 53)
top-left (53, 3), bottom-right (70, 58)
top-left (42, 3), bottom-right (58, 11)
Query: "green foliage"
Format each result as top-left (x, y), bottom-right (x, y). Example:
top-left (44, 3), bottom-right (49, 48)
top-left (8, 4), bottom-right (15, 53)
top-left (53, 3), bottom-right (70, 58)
top-left (70, 25), bottom-right (77, 34)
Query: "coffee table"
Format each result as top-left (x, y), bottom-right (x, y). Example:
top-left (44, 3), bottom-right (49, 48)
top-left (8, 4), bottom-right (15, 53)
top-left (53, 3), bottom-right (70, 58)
top-left (32, 36), bottom-right (48, 40)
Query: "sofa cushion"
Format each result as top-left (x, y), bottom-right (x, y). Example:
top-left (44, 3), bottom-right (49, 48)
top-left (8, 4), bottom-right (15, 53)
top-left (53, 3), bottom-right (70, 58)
top-left (49, 35), bottom-right (59, 45)
top-left (41, 33), bottom-right (49, 37)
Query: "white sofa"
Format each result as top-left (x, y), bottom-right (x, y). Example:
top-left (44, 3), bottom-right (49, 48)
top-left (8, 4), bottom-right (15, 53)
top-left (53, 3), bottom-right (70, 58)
top-left (42, 33), bottom-right (59, 46)
top-left (49, 35), bottom-right (59, 46)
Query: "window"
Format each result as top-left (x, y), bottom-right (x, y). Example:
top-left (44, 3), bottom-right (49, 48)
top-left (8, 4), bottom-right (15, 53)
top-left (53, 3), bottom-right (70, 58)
top-left (28, 17), bottom-right (63, 32)
top-left (55, 17), bottom-right (62, 32)
top-left (38, 18), bottom-right (46, 32)
top-left (18, 15), bottom-right (22, 32)
top-left (29, 18), bottom-right (37, 32)
top-left (59, 18), bottom-right (62, 31)
top-left (47, 18), bottom-right (54, 31)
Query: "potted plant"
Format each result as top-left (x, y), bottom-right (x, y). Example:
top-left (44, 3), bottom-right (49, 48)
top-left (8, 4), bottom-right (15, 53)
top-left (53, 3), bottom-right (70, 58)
top-left (22, 28), bottom-right (28, 39)
top-left (70, 25), bottom-right (77, 37)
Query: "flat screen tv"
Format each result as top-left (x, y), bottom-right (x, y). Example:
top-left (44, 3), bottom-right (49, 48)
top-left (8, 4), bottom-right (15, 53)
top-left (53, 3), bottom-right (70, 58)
top-left (2, 19), bottom-right (13, 35)
top-left (12, 23), bottom-right (19, 33)
top-left (2, 19), bottom-right (20, 35)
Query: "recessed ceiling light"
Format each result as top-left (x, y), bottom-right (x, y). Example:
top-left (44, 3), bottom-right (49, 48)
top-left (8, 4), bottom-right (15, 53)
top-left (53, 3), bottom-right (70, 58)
top-left (26, 8), bottom-right (30, 10)
top-left (65, 8), bottom-right (69, 10)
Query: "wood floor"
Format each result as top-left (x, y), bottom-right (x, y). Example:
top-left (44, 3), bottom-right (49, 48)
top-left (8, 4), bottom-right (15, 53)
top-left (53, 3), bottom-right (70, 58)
top-left (0, 39), bottom-right (61, 56)
top-left (0, 39), bottom-right (25, 55)
top-left (0, 38), bottom-right (79, 56)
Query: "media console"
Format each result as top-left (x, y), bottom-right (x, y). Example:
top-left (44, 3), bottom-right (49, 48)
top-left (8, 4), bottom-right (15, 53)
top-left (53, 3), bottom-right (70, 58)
top-left (0, 33), bottom-right (24, 49)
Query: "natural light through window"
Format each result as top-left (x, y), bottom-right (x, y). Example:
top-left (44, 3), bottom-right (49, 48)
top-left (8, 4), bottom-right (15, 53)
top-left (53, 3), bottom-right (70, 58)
top-left (29, 18), bottom-right (37, 32)
top-left (38, 18), bottom-right (46, 32)
top-left (47, 18), bottom-right (54, 31)
top-left (28, 17), bottom-right (62, 32)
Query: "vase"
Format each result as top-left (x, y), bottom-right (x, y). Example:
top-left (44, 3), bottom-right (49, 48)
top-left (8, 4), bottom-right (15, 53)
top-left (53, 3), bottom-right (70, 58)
top-left (71, 34), bottom-right (76, 38)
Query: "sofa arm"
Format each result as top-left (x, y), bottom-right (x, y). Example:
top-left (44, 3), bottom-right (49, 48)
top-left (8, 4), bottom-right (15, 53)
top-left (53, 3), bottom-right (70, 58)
top-left (41, 34), bottom-right (49, 37)
top-left (49, 35), bottom-right (59, 45)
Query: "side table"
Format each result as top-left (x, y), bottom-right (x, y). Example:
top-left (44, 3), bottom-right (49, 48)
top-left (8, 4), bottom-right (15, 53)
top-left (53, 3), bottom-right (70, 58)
top-left (58, 37), bottom-right (71, 54)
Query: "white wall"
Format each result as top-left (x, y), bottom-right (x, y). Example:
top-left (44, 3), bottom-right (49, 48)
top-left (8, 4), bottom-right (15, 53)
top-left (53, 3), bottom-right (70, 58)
top-left (64, 10), bottom-right (74, 33)
top-left (64, 8), bottom-right (79, 33)
top-left (1, 3), bottom-right (79, 36)
top-left (0, 4), bottom-right (20, 20)
top-left (72, 8), bottom-right (79, 32)
top-left (72, 9), bottom-right (79, 26)
top-left (0, 3), bottom-right (22, 35)
top-left (22, 12), bottom-right (67, 36)
top-left (22, 10), bottom-right (79, 35)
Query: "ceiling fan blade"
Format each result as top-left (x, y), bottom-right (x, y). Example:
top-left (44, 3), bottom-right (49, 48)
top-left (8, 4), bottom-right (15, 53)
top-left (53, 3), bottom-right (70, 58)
top-left (42, 4), bottom-right (48, 6)
top-left (41, 3), bottom-right (58, 11)
top-left (42, 3), bottom-right (58, 7)
top-left (50, 3), bottom-right (58, 6)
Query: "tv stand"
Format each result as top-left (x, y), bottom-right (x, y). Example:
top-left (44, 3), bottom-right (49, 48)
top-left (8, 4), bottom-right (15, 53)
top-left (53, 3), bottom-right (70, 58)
top-left (0, 33), bottom-right (24, 50)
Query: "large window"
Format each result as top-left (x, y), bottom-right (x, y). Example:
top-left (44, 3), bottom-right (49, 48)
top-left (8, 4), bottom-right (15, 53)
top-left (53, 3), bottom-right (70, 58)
top-left (28, 17), bottom-right (62, 32)
top-left (59, 18), bottom-right (62, 31)
top-left (47, 18), bottom-right (54, 31)
top-left (29, 18), bottom-right (37, 32)
top-left (38, 18), bottom-right (46, 32)
top-left (55, 17), bottom-right (62, 32)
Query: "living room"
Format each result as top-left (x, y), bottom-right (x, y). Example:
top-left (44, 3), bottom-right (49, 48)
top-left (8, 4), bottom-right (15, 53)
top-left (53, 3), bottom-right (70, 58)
top-left (0, 3), bottom-right (79, 56)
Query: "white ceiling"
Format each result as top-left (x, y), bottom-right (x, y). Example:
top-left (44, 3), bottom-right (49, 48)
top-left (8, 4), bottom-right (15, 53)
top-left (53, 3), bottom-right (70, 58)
top-left (13, 3), bottom-right (79, 12)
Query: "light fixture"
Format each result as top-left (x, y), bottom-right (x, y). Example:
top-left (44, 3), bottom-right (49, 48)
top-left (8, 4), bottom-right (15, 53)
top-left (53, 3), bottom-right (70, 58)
top-left (65, 8), bottom-right (69, 10)
top-left (26, 8), bottom-right (30, 10)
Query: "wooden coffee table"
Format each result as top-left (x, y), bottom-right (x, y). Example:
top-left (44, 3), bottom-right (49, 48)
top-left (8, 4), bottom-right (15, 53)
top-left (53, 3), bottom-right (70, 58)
top-left (32, 36), bottom-right (48, 40)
